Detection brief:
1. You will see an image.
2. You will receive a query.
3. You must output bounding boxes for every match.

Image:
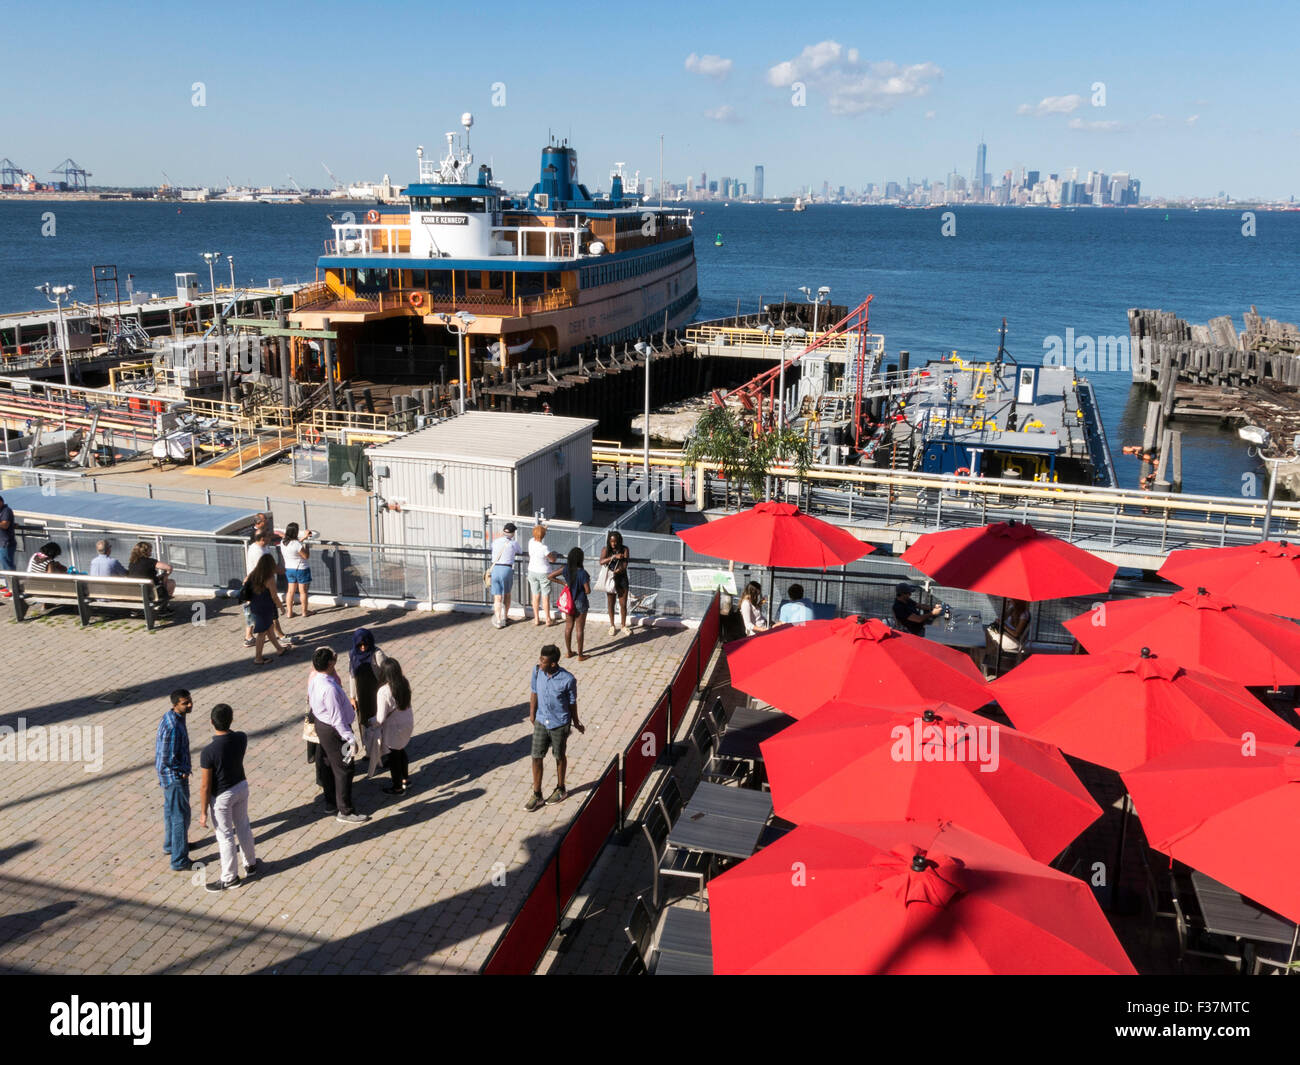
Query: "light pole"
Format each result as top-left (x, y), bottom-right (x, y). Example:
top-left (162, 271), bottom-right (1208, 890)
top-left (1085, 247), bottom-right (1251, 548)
top-left (36, 282), bottom-right (74, 431)
top-left (778, 326), bottom-right (807, 435)
top-left (227, 254), bottom-right (235, 293)
top-left (439, 311), bottom-right (477, 413)
top-left (1240, 425), bottom-right (1300, 541)
top-left (202, 251), bottom-right (224, 402)
top-left (635, 340), bottom-right (652, 488)
top-left (798, 284), bottom-right (830, 336)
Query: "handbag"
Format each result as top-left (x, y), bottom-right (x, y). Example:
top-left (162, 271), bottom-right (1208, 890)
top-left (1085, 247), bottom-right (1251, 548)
top-left (302, 715), bottom-right (318, 743)
top-left (596, 565), bottom-right (617, 594)
top-left (556, 583), bottom-right (576, 615)
top-left (483, 568), bottom-right (493, 589)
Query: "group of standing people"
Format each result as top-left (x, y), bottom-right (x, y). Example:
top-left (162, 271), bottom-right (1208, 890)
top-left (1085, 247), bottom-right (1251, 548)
top-left (241, 515), bottom-right (314, 664)
top-left (491, 524), bottom-right (633, 662)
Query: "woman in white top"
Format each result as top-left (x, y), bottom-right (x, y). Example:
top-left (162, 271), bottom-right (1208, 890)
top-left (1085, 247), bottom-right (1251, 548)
top-left (526, 524), bottom-right (562, 627)
top-left (281, 522), bottom-right (313, 619)
top-left (739, 581), bottom-right (769, 636)
top-left (375, 657), bottom-right (414, 795)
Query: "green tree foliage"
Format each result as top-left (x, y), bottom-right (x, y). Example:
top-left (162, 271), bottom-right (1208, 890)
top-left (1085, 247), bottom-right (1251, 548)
top-left (683, 406), bottom-right (814, 504)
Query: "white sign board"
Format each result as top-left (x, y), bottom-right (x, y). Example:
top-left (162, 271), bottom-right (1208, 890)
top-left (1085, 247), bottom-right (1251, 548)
top-left (687, 569), bottom-right (737, 595)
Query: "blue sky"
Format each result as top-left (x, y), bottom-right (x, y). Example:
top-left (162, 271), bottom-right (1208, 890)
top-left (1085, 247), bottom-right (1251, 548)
top-left (5, 0), bottom-right (1297, 199)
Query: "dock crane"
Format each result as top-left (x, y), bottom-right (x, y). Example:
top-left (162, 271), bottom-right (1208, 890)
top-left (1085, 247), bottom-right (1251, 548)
top-left (50, 158), bottom-right (91, 191)
top-left (1, 158), bottom-right (26, 187)
top-left (286, 173), bottom-right (304, 195)
top-left (322, 162), bottom-right (343, 192)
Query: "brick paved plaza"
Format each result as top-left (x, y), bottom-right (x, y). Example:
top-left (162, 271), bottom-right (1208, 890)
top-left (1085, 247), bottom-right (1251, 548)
top-left (0, 596), bottom-right (692, 974)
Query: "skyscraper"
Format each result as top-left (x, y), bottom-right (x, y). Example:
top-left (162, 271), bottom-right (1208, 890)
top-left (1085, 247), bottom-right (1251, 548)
top-left (974, 141), bottom-right (987, 198)
top-left (754, 165), bottom-right (764, 201)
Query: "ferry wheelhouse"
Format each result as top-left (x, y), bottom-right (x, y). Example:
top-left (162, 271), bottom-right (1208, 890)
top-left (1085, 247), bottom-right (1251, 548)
top-left (290, 114), bottom-right (699, 383)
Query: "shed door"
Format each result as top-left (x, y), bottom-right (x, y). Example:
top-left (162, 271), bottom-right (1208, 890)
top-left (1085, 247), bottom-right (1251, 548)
top-left (553, 473), bottom-right (572, 520)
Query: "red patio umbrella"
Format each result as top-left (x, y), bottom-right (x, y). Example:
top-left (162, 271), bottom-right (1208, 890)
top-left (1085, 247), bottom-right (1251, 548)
top-left (990, 647), bottom-right (1299, 772)
top-left (725, 616), bottom-right (991, 717)
top-left (1122, 741), bottom-right (1300, 924)
top-left (676, 501), bottom-right (875, 569)
top-left (901, 519), bottom-right (1117, 600)
top-left (760, 700), bottom-right (1101, 863)
top-left (901, 519), bottom-right (1117, 672)
top-left (1064, 586), bottom-right (1300, 688)
top-left (1158, 540), bottom-right (1300, 617)
top-left (709, 820), bottom-right (1136, 974)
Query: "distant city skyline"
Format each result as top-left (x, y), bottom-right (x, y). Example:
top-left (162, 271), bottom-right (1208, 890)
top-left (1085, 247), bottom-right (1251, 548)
top-left (2, 0), bottom-right (1296, 201)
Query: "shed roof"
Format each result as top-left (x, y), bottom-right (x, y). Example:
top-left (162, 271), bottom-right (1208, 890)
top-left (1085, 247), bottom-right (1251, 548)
top-left (366, 412), bottom-right (598, 469)
top-left (0, 486), bottom-right (258, 536)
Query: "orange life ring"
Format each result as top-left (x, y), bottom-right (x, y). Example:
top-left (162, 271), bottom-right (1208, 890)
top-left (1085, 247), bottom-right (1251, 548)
top-left (408, 291), bottom-right (425, 308)
top-left (365, 209), bottom-right (380, 223)
top-left (955, 466), bottom-right (971, 476)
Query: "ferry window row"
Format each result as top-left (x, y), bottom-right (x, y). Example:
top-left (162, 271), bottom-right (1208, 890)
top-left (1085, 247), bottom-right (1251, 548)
top-left (579, 242), bottom-right (692, 289)
top-left (409, 195), bottom-right (497, 213)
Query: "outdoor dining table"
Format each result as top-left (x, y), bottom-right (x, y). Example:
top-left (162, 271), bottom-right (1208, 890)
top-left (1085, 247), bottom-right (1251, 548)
top-left (715, 705), bottom-right (795, 763)
top-left (1191, 870), bottom-right (1300, 953)
top-left (923, 617), bottom-right (988, 651)
top-left (665, 781), bottom-right (774, 861)
top-left (654, 906), bottom-right (713, 975)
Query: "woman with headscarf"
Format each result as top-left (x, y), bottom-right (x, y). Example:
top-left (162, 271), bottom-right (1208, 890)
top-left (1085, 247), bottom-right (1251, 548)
top-left (347, 628), bottom-right (387, 730)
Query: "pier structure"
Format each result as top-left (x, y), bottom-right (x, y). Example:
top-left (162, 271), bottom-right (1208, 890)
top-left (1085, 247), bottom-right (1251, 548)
top-left (1129, 305), bottom-right (1300, 495)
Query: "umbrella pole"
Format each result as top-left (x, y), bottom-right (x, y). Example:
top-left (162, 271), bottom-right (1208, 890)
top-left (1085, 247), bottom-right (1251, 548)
top-left (767, 568), bottom-right (775, 623)
top-left (994, 595), bottom-right (1008, 676)
top-left (1110, 791), bottom-right (1132, 913)
top-left (1287, 922), bottom-right (1299, 974)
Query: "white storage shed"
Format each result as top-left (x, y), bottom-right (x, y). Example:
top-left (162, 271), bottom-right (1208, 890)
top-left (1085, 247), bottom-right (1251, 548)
top-left (368, 412), bottom-right (598, 548)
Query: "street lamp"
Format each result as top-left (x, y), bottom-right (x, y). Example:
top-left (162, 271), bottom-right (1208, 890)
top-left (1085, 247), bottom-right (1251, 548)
top-left (36, 282), bottom-right (74, 431)
top-left (439, 311), bottom-right (477, 413)
top-left (227, 254), bottom-right (235, 293)
top-left (1240, 425), bottom-right (1300, 540)
top-left (635, 341), bottom-right (652, 487)
top-left (798, 284), bottom-right (830, 336)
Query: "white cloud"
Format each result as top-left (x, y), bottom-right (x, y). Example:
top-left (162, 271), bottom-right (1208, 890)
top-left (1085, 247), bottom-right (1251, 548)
top-left (703, 105), bottom-right (740, 123)
top-left (924, 110), bottom-right (936, 120)
top-left (1148, 113), bottom-right (1168, 123)
top-left (1068, 117), bottom-right (1123, 131)
top-left (1186, 114), bottom-right (1200, 125)
top-left (685, 53), bottom-right (733, 79)
top-left (1017, 94), bottom-right (1083, 116)
top-left (767, 41), bottom-right (941, 115)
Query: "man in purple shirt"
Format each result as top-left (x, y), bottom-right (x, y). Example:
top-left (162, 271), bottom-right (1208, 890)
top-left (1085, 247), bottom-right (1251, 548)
top-left (308, 646), bottom-right (368, 824)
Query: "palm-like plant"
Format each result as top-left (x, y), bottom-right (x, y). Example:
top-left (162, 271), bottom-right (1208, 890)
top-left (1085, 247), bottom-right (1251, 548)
top-left (683, 406), bottom-right (814, 507)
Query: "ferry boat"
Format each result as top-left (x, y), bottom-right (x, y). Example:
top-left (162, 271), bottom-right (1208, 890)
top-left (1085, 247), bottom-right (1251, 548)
top-left (289, 114), bottom-right (699, 383)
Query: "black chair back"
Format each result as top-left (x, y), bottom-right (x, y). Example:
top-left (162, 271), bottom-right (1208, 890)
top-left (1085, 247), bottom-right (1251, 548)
top-left (624, 894), bottom-right (656, 965)
top-left (658, 775), bottom-right (685, 824)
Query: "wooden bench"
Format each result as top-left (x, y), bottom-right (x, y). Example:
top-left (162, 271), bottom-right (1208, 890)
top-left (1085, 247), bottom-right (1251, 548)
top-left (2, 571), bottom-right (166, 630)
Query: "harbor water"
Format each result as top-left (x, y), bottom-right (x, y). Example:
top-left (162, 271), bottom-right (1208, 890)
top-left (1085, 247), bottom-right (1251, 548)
top-left (3, 200), bottom-right (1298, 497)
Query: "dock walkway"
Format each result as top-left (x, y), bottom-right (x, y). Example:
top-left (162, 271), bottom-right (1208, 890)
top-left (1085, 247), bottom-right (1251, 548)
top-left (0, 600), bottom-right (691, 974)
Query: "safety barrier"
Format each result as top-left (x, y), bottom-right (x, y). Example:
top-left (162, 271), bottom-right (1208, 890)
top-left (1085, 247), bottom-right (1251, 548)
top-left (481, 592), bottom-right (722, 974)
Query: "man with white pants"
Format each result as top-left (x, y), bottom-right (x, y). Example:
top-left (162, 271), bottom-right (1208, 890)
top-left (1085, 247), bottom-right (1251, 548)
top-left (198, 703), bottom-right (258, 891)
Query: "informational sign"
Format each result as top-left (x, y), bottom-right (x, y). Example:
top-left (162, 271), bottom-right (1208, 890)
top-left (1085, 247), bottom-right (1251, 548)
top-left (687, 569), bottom-right (737, 595)
top-left (421, 214), bottom-right (469, 226)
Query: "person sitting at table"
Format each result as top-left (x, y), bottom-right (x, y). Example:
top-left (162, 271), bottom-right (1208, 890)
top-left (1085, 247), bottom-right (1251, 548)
top-left (776, 584), bottom-right (815, 625)
top-left (892, 582), bottom-right (941, 636)
top-left (739, 581), bottom-right (768, 635)
top-left (983, 598), bottom-right (1031, 675)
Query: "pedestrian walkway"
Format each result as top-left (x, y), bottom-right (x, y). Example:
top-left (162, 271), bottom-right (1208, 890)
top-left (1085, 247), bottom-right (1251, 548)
top-left (0, 600), bottom-right (691, 974)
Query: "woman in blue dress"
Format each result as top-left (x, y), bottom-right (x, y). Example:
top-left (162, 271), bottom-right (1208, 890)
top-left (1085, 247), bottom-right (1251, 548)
top-left (550, 546), bottom-right (591, 661)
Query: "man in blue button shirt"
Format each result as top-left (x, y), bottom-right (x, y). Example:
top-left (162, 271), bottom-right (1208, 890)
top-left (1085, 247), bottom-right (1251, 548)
top-left (526, 644), bottom-right (584, 810)
top-left (155, 689), bottom-right (194, 871)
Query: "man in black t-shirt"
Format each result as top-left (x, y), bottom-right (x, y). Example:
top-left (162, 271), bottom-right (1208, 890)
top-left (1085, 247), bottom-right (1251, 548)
top-left (892, 582), bottom-right (942, 637)
top-left (198, 703), bottom-right (258, 891)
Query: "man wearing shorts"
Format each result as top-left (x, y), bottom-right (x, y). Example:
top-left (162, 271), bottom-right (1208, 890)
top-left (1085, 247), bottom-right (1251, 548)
top-left (490, 522), bottom-right (520, 628)
top-left (526, 644), bottom-right (583, 810)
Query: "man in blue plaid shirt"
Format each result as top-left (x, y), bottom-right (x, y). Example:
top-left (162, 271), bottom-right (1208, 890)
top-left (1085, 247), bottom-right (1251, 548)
top-left (155, 689), bottom-right (194, 870)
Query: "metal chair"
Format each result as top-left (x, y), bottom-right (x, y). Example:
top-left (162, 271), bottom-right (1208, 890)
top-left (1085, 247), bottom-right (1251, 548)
top-left (640, 803), bottom-right (709, 909)
top-left (623, 893), bottom-right (658, 970)
top-left (704, 696), bottom-right (728, 741)
top-left (656, 774), bottom-right (686, 824)
top-left (1171, 893), bottom-right (1243, 973)
top-left (689, 718), bottom-right (749, 787)
top-left (615, 943), bottom-right (647, 975)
